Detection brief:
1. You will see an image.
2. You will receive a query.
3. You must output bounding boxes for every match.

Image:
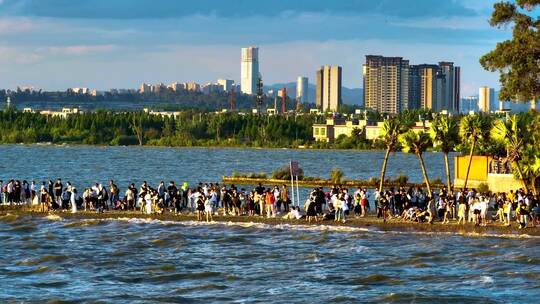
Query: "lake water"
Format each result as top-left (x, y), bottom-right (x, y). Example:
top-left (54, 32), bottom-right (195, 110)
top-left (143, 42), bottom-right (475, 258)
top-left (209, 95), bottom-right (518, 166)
top-left (0, 144), bottom-right (453, 189)
top-left (2, 145), bottom-right (539, 303)
top-left (1, 215), bottom-right (539, 303)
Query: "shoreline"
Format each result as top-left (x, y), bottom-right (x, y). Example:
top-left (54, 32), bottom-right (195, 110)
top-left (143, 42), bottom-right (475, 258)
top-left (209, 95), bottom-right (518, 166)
top-left (2, 207), bottom-right (539, 238)
top-left (0, 142), bottom-right (387, 152)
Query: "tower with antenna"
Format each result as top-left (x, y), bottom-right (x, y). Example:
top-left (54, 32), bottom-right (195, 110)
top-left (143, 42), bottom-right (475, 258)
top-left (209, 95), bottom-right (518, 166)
top-left (255, 76), bottom-right (264, 113)
top-left (281, 87), bottom-right (287, 114)
top-left (229, 86), bottom-right (235, 111)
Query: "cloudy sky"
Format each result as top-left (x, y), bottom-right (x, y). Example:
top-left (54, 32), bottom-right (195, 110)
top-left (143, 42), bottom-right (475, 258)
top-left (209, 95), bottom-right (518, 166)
top-left (0, 0), bottom-right (510, 95)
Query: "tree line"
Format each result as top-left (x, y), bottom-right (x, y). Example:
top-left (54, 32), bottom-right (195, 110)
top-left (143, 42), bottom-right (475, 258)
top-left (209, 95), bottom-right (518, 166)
top-left (0, 108), bottom-right (316, 148)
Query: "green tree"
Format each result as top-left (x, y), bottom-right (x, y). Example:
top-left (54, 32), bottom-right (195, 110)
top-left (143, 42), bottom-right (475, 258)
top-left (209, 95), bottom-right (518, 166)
top-left (480, 0), bottom-right (540, 109)
top-left (491, 113), bottom-right (531, 192)
top-left (430, 115), bottom-right (460, 192)
top-left (378, 118), bottom-right (409, 192)
top-left (459, 114), bottom-right (493, 189)
top-left (400, 131), bottom-right (433, 200)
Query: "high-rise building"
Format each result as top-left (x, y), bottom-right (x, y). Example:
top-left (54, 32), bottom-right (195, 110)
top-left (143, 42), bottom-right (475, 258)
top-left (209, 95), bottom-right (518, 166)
top-left (438, 62), bottom-right (460, 113)
top-left (363, 55), bottom-right (409, 114)
top-left (316, 66), bottom-right (342, 112)
top-left (408, 62), bottom-right (460, 113)
top-left (185, 82), bottom-right (200, 92)
top-left (217, 79), bottom-right (234, 92)
top-left (168, 82), bottom-right (184, 92)
top-left (296, 76), bottom-right (308, 104)
top-left (453, 66), bottom-right (461, 112)
top-left (240, 47), bottom-right (259, 95)
top-left (478, 86), bottom-right (495, 112)
top-left (316, 69), bottom-right (323, 108)
top-left (139, 83), bottom-right (151, 93)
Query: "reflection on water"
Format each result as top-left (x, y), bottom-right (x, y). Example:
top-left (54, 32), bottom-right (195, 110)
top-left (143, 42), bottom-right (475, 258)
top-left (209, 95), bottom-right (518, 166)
top-left (1, 214), bottom-right (539, 303)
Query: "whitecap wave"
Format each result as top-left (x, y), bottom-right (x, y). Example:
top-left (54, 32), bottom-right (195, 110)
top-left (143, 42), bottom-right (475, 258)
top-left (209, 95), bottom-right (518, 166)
top-left (52, 216), bottom-right (540, 239)
top-left (44, 214), bottom-right (63, 221)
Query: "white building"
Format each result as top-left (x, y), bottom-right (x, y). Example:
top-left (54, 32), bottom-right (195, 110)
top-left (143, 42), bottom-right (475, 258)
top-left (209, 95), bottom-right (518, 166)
top-left (478, 86), bottom-right (495, 113)
top-left (217, 79), bottom-right (234, 92)
top-left (201, 83), bottom-right (224, 95)
top-left (296, 76), bottom-right (308, 103)
top-left (241, 47), bottom-right (259, 95)
top-left (71, 87), bottom-right (89, 94)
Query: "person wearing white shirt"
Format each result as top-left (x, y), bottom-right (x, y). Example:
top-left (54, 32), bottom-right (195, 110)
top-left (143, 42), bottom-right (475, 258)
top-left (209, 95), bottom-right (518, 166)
top-left (70, 188), bottom-right (78, 213)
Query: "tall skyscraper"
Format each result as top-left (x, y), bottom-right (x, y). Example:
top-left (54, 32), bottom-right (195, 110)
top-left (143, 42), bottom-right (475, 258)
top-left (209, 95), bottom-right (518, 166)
top-left (240, 47), bottom-right (259, 95)
top-left (363, 55), bottom-right (409, 114)
top-left (316, 66), bottom-right (342, 112)
top-left (479, 86), bottom-right (495, 113)
top-left (296, 76), bottom-right (308, 103)
top-left (408, 62), bottom-right (460, 113)
top-left (316, 69), bottom-right (323, 108)
top-left (453, 66), bottom-right (461, 113)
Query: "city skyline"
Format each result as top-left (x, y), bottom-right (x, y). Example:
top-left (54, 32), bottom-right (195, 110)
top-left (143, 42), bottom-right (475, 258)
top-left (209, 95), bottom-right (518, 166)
top-left (0, 0), bottom-right (508, 95)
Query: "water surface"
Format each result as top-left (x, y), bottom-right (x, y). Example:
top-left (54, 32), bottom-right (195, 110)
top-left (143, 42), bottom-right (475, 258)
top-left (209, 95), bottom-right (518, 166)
top-left (0, 214), bottom-right (538, 303)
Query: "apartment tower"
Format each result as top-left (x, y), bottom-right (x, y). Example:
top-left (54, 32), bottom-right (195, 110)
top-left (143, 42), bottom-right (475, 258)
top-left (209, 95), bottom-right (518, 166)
top-left (240, 47), bottom-right (259, 95)
top-left (316, 66), bottom-right (342, 112)
top-left (363, 55), bottom-right (409, 114)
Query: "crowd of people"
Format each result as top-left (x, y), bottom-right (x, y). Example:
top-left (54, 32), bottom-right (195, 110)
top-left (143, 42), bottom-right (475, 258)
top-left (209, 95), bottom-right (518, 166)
top-left (1, 178), bottom-right (539, 229)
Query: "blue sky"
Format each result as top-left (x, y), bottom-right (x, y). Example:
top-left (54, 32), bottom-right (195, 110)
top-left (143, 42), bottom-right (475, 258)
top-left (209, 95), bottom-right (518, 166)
top-left (0, 0), bottom-right (510, 95)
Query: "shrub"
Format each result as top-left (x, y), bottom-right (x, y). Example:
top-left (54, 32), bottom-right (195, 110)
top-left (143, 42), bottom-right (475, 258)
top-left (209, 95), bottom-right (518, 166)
top-left (111, 135), bottom-right (140, 146)
top-left (393, 174), bottom-right (409, 185)
top-left (272, 165), bottom-right (304, 180)
top-left (330, 167), bottom-right (344, 184)
top-left (367, 177), bottom-right (380, 185)
top-left (431, 177), bottom-right (443, 185)
top-left (477, 183), bottom-right (490, 194)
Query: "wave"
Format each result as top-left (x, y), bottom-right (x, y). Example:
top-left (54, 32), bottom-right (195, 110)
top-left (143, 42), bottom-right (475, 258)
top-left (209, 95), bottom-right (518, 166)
top-left (45, 214), bottom-right (63, 221)
top-left (41, 215), bottom-right (540, 240)
top-left (0, 213), bottom-right (19, 222)
top-left (80, 217), bottom-right (373, 234)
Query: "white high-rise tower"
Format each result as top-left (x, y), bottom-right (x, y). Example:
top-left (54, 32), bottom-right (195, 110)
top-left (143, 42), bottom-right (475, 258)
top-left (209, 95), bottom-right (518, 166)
top-left (296, 76), bottom-right (308, 103)
top-left (241, 47), bottom-right (259, 95)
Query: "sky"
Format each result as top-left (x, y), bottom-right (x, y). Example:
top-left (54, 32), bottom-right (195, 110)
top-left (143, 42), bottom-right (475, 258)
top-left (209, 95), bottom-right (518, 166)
top-left (0, 0), bottom-right (512, 95)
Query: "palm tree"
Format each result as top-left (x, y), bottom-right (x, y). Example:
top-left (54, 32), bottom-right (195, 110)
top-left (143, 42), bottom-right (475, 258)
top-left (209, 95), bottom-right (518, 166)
top-left (491, 114), bottom-right (531, 192)
top-left (459, 114), bottom-right (493, 189)
top-left (378, 118), bottom-right (408, 193)
top-left (400, 130), bottom-right (433, 200)
top-left (430, 115), bottom-right (460, 193)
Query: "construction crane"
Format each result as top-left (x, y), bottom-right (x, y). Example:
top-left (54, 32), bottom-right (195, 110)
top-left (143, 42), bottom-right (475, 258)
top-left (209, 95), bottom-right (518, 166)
top-left (229, 86), bottom-right (235, 111)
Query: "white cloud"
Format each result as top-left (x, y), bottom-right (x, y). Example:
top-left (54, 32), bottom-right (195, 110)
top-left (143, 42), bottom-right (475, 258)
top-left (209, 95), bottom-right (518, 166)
top-left (389, 16), bottom-right (491, 30)
top-left (0, 46), bottom-right (42, 64)
top-left (40, 44), bottom-right (118, 56)
top-left (0, 17), bottom-right (37, 33)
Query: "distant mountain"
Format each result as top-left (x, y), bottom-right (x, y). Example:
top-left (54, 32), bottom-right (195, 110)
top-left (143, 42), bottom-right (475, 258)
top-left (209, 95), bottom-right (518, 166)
top-left (265, 82), bottom-right (363, 106)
